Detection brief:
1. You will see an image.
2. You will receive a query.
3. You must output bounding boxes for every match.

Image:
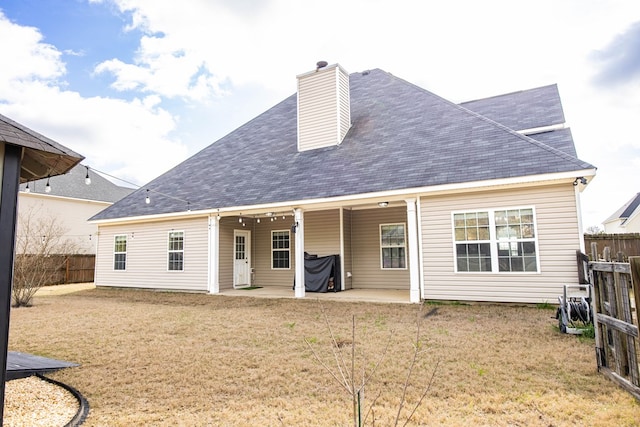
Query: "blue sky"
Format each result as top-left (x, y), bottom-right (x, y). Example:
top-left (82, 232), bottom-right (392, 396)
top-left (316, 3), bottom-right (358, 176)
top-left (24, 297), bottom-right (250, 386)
top-left (0, 0), bottom-right (639, 230)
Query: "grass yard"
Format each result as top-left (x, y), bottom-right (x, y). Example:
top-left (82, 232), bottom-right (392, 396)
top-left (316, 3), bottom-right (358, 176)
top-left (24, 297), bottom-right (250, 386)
top-left (7, 288), bottom-right (640, 426)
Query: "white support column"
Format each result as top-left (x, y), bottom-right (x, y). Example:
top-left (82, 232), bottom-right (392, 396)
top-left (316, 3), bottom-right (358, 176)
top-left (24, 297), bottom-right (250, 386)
top-left (294, 208), bottom-right (305, 298)
top-left (405, 198), bottom-right (420, 303)
top-left (339, 207), bottom-right (345, 291)
top-left (416, 196), bottom-right (425, 300)
top-left (208, 215), bottom-right (220, 294)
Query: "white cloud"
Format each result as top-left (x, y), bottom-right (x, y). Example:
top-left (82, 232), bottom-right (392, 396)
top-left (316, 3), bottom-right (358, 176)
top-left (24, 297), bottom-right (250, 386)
top-left (0, 9), bottom-right (187, 186)
top-left (0, 14), bottom-right (65, 83)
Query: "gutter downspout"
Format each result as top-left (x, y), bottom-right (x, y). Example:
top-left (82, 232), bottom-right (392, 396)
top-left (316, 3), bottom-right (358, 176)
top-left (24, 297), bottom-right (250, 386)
top-left (574, 184), bottom-right (586, 253)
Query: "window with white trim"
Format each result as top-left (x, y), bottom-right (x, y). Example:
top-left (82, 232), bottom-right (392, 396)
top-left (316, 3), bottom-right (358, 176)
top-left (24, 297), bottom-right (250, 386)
top-left (380, 224), bottom-right (406, 269)
top-left (168, 231), bottom-right (184, 271)
top-left (114, 235), bottom-right (127, 270)
top-left (272, 230), bottom-right (290, 269)
top-left (453, 207), bottom-right (538, 273)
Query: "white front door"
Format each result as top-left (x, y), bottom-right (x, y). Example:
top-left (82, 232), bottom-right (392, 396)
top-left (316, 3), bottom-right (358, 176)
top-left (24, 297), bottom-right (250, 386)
top-left (234, 230), bottom-right (251, 288)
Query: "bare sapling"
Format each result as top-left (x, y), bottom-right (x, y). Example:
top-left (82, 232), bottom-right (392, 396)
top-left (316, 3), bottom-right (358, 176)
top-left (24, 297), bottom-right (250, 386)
top-left (305, 302), bottom-right (438, 426)
top-left (12, 208), bottom-right (80, 307)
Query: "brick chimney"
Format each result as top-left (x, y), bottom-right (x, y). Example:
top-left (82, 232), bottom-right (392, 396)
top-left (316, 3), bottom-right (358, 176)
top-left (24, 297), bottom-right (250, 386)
top-left (296, 62), bottom-right (351, 152)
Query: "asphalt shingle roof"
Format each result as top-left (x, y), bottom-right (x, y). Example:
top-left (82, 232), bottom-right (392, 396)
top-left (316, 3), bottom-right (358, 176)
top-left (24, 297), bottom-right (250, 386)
top-left (605, 192), bottom-right (640, 224)
top-left (92, 69), bottom-right (594, 221)
top-left (460, 84), bottom-right (565, 131)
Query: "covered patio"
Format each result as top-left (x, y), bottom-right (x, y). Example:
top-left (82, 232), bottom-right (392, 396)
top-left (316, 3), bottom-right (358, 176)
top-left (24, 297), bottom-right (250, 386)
top-left (219, 286), bottom-right (411, 304)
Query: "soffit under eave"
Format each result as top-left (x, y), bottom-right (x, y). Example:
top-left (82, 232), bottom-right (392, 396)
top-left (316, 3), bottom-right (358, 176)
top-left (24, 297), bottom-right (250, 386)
top-left (19, 146), bottom-right (83, 183)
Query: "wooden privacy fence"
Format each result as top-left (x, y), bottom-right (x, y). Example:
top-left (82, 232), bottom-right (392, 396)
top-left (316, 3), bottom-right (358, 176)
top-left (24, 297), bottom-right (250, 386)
top-left (585, 233), bottom-right (640, 262)
top-left (588, 248), bottom-right (640, 400)
top-left (44, 254), bottom-right (95, 285)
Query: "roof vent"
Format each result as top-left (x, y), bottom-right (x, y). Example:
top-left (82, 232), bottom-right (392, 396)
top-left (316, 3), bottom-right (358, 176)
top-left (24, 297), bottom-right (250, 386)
top-left (316, 61), bottom-right (328, 70)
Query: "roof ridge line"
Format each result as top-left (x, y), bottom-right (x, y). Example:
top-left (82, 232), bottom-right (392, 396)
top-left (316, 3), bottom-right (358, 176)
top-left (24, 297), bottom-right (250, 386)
top-left (376, 71), bottom-right (592, 170)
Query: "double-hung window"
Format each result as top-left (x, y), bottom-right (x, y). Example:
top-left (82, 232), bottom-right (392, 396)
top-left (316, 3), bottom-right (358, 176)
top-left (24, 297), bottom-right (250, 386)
top-left (168, 231), bottom-right (184, 271)
top-left (272, 230), bottom-right (290, 269)
top-left (380, 224), bottom-right (406, 269)
top-left (114, 235), bottom-right (127, 270)
top-left (454, 207), bottom-right (538, 273)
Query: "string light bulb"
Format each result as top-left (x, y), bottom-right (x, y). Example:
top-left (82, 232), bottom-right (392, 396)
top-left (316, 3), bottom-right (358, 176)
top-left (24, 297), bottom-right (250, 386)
top-left (45, 176), bottom-right (51, 193)
top-left (145, 189), bottom-right (151, 204)
top-left (85, 166), bottom-right (91, 185)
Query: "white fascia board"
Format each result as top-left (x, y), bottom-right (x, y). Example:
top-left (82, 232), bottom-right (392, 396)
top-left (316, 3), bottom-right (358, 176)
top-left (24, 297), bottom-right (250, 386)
top-left (90, 168), bottom-right (597, 226)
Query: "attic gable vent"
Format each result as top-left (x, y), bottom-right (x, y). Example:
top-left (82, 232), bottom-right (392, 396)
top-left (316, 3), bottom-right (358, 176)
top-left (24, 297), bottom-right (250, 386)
top-left (296, 63), bottom-right (351, 152)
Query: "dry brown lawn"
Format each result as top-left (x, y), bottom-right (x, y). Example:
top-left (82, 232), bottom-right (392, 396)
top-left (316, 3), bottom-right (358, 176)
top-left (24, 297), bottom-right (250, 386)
top-left (7, 288), bottom-right (640, 426)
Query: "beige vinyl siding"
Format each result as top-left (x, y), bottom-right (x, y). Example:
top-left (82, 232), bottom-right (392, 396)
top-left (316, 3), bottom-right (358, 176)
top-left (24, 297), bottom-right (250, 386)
top-left (305, 210), bottom-right (340, 256)
top-left (421, 184), bottom-right (581, 303)
top-left (338, 69), bottom-right (351, 141)
top-left (343, 208), bottom-right (353, 290)
top-left (17, 193), bottom-right (111, 254)
top-left (95, 217), bottom-right (208, 291)
top-left (252, 216), bottom-right (295, 287)
top-left (351, 207), bottom-right (410, 289)
top-left (218, 217), bottom-right (239, 290)
top-left (297, 65), bottom-right (350, 151)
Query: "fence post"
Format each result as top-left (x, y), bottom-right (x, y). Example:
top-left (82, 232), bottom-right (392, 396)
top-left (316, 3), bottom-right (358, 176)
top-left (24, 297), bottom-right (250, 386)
top-left (591, 242), bottom-right (599, 261)
top-left (631, 257), bottom-right (640, 334)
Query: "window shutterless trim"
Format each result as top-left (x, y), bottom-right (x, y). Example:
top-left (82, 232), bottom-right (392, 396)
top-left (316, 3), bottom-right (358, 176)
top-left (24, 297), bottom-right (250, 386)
top-left (271, 229), bottom-right (291, 270)
top-left (167, 230), bottom-right (185, 272)
top-left (113, 234), bottom-right (127, 271)
top-left (451, 206), bottom-right (540, 274)
top-left (379, 223), bottom-right (407, 270)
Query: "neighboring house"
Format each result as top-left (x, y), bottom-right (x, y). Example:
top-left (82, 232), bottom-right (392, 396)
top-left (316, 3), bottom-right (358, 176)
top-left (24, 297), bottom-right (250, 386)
top-left (90, 63), bottom-right (596, 304)
top-left (603, 193), bottom-right (640, 233)
top-left (17, 164), bottom-right (133, 254)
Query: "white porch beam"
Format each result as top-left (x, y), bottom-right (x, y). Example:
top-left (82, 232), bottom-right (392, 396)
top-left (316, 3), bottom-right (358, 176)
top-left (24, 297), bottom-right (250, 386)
top-left (405, 198), bottom-right (420, 303)
top-left (294, 208), bottom-right (305, 298)
top-left (208, 215), bottom-right (220, 293)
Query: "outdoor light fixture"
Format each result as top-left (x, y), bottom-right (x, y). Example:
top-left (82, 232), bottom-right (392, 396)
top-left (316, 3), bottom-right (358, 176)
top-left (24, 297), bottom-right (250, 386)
top-left (256, 218), bottom-right (261, 223)
top-left (24, 182), bottom-right (30, 193)
top-left (573, 177), bottom-right (588, 186)
top-left (85, 166), bottom-right (91, 185)
top-left (145, 189), bottom-right (151, 204)
top-left (45, 177), bottom-right (51, 193)
top-left (378, 201), bottom-right (389, 207)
